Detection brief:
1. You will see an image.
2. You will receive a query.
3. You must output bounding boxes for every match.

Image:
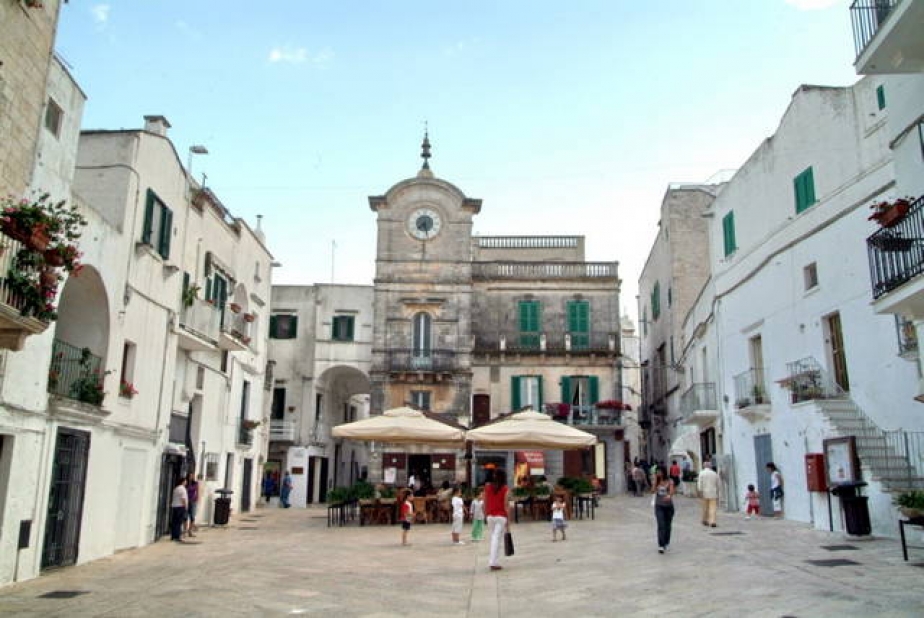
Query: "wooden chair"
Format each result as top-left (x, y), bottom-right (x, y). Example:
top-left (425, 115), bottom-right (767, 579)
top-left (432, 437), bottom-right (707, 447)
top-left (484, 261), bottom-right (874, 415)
top-left (412, 497), bottom-right (429, 524)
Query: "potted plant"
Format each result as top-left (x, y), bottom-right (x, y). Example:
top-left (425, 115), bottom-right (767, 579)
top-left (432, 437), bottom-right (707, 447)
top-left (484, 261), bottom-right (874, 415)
top-left (894, 490), bottom-right (924, 520)
top-left (182, 284), bottom-right (201, 308)
top-left (241, 419), bottom-right (261, 430)
top-left (513, 486), bottom-right (531, 501)
top-left (119, 379), bottom-right (138, 398)
top-left (69, 347), bottom-right (108, 406)
top-left (379, 485), bottom-right (397, 504)
top-left (243, 312), bottom-right (256, 323)
top-left (353, 480), bottom-right (376, 505)
top-left (869, 197), bottom-right (914, 228)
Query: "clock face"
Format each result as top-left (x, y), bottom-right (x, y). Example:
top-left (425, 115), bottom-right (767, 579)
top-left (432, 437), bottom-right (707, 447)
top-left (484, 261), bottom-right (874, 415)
top-left (408, 208), bottom-right (443, 240)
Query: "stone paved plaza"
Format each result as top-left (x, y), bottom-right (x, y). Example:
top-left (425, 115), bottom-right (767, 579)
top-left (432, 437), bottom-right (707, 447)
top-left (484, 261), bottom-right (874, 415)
top-left (0, 493), bottom-right (921, 617)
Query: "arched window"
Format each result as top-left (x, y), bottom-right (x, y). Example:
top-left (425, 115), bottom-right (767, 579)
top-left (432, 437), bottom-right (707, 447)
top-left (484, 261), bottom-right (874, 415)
top-left (412, 313), bottom-right (432, 368)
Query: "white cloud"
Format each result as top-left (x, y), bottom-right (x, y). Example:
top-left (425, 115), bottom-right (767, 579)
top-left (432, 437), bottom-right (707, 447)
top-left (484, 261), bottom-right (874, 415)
top-left (91, 4), bottom-right (110, 24)
top-left (784, 0), bottom-right (843, 10)
top-left (268, 46), bottom-right (333, 67)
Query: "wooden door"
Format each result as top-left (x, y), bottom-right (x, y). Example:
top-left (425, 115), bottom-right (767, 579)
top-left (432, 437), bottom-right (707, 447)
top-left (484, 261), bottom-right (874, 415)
top-left (473, 394), bottom-right (490, 427)
top-left (826, 313), bottom-right (850, 392)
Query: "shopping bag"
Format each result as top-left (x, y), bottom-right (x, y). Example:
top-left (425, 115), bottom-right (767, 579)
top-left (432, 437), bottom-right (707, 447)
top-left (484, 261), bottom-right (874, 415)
top-left (504, 531), bottom-right (515, 556)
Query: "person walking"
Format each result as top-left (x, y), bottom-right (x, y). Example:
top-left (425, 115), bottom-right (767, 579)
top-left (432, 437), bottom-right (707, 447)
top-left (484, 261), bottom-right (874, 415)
top-left (698, 461), bottom-right (719, 527)
top-left (400, 489), bottom-right (414, 546)
top-left (669, 460), bottom-right (681, 488)
top-left (485, 469), bottom-right (512, 571)
top-left (632, 464), bottom-right (648, 496)
top-left (744, 484), bottom-right (761, 519)
top-left (262, 471), bottom-right (276, 504)
top-left (767, 462), bottom-right (784, 517)
top-left (185, 473), bottom-right (200, 538)
top-left (280, 470), bottom-right (293, 508)
top-left (652, 471), bottom-right (675, 554)
top-left (551, 493), bottom-right (568, 542)
top-left (170, 477), bottom-right (188, 542)
top-left (470, 487), bottom-right (485, 542)
top-left (450, 487), bottom-right (466, 545)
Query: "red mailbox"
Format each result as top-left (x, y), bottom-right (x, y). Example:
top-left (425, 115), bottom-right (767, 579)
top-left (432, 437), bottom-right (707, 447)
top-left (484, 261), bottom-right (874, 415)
top-left (805, 453), bottom-right (827, 492)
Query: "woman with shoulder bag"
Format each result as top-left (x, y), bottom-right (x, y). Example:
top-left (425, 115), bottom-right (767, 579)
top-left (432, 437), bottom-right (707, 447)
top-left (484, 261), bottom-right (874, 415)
top-left (652, 470), bottom-right (675, 554)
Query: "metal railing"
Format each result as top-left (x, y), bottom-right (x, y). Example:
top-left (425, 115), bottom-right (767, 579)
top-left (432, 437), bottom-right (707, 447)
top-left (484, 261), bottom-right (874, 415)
top-left (543, 403), bottom-right (621, 426)
top-left (867, 195), bottom-right (924, 299)
top-left (780, 357), bottom-right (841, 404)
top-left (222, 308), bottom-right (253, 344)
top-left (48, 339), bottom-right (104, 403)
top-left (179, 297), bottom-right (221, 342)
top-left (880, 430), bottom-right (924, 483)
top-left (0, 234), bottom-right (28, 313)
top-left (238, 423), bottom-right (254, 446)
top-left (270, 419), bottom-right (296, 442)
top-left (474, 330), bottom-right (618, 354)
top-left (850, 0), bottom-right (899, 60)
top-left (680, 383), bottom-right (718, 419)
top-left (386, 349), bottom-right (457, 372)
top-left (472, 261), bottom-right (618, 280)
top-left (733, 368), bottom-right (769, 409)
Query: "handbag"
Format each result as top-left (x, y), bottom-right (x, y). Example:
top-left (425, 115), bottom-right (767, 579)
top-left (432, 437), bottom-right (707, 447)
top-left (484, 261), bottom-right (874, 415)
top-left (504, 531), bottom-right (515, 557)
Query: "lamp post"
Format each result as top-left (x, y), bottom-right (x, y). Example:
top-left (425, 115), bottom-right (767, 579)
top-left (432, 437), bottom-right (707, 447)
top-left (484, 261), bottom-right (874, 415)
top-left (187, 145), bottom-right (209, 185)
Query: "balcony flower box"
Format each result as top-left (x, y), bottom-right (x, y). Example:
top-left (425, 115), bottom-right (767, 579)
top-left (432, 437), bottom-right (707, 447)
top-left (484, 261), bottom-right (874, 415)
top-left (243, 312), bottom-right (255, 323)
top-left (869, 197), bottom-right (912, 228)
top-left (119, 379), bottom-right (138, 398)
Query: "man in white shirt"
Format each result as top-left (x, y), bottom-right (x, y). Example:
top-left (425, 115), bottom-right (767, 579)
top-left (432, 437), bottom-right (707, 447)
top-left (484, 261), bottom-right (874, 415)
top-left (697, 461), bottom-right (719, 528)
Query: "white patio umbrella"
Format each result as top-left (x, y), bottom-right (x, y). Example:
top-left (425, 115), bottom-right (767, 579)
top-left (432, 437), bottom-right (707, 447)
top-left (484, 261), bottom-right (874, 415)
top-left (332, 406), bottom-right (467, 448)
top-left (466, 409), bottom-right (597, 450)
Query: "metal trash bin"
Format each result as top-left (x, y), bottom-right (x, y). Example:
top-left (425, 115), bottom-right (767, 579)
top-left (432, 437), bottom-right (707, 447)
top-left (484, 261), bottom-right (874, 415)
top-left (214, 489), bottom-right (234, 526)
top-left (831, 482), bottom-right (871, 536)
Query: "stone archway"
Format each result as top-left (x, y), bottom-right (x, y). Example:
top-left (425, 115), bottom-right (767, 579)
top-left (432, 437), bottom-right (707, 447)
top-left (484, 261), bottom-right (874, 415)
top-left (314, 365), bottom-right (371, 497)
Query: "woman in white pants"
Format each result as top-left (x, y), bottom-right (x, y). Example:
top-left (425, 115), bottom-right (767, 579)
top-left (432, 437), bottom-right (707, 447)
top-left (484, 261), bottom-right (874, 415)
top-left (484, 469), bottom-right (512, 571)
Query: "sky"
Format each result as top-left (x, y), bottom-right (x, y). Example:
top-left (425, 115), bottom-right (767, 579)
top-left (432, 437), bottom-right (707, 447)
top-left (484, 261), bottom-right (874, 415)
top-left (55, 0), bottom-right (859, 319)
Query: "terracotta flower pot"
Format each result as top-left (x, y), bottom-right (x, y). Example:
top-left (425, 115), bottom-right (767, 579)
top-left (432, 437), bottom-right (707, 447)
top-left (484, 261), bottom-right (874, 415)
top-left (40, 269), bottom-right (57, 288)
top-left (243, 313), bottom-right (255, 322)
top-left (27, 229), bottom-right (51, 252)
top-left (877, 201), bottom-right (911, 228)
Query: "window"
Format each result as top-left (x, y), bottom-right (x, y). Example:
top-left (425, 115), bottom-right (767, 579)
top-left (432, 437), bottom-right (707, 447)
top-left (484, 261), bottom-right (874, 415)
top-left (240, 380), bottom-right (250, 422)
top-left (204, 453), bottom-right (220, 481)
top-left (511, 375), bottom-right (542, 410)
top-left (44, 98), bottom-right (63, 137)
top-left (651, 282), bottom-right (661, 320)
top-left (271, 387), bottom-right (286, 420)
top-left (667, 287), bottom-right (672, 308)
top-left (206, 272), bottom-right (228, 306)
top-left (332, 315), bottom-right (355, 342)
top-left (642, 308), bottom-right (648, 337)
top-left (793, 166), bottom-right (817, 214)
top-left (196, 366), bottom-right (205, 390)
top-left (895, 315), bottom-right (918, 355)
top-left (315, 393), bottom-right (323, 422)
top-left (803, 262), bottom-right (819, 291)
top-left (119, 341), bottom-right (136, 397)
top-left (876, 85), bottom-right (886, 111)
top-left (412, 313), bottom-right (431, 357)
top-left (722, 211), bottom-right (737, 257)
top-left (560, 375), bottom-right (599, 419)
top-left (518, 300), bottom-right (541, 348)
top-left (269, 314), bottom-right (298, 339)
top-left (567, 300), bottom-right (590, 349)
top-left (142, 189), bottom-right (173, 259)
top-left (411, 390), bottom-right (431, 410)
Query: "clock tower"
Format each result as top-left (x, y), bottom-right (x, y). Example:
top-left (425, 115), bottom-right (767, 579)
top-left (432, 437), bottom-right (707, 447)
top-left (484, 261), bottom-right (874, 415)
top-left (368, 133), bottom-right (482, 421)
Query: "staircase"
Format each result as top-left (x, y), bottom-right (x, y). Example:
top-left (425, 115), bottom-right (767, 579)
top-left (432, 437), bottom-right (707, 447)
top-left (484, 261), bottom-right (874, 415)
top-left (818, 397), bottom-right (924, 491)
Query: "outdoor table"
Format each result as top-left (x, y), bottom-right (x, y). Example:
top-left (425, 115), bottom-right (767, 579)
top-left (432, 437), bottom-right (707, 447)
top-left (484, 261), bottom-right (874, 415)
top-left (360, 501), bottom-right (396, 526)
top-left (899, 516), bottom-right (924, 561)
top-left (574, 495), bottom-right (595, 520)
top-left (328, 502), bottom-right (347, 527)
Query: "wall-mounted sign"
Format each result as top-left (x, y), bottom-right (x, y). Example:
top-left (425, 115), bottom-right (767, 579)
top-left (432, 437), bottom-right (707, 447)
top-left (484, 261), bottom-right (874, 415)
top-left (291, 467), bottom-right (305, 475)
top-left (823, 436), bottom-right (859, 486)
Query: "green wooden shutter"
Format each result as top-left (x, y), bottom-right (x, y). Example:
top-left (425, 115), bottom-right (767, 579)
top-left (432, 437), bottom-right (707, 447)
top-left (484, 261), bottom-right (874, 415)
top-left (519, 300), bottom-right (540, 348)
top-left (511, 376), bottom-right (521, 410)
top-left (568, 301), bottom-right (589, 349)
top-left (794, 167), bottom-right (816, 214)
top-left (288, 316), bottom-right (298, 339)
top-left (876, 85), bottom-right (886, 110)
top-left (537, 375), bottom-right (544, 409)
top-left (560, 376), bottom-right (572, 405)
top-left (347, 316), bottom-right (355, 340)
top-left (142, 189), bottom-right (155, 244)
top-left (589, 376), bottom-right (599, 404)
top-left (158, 208), bottom-right (173, 259)
top-left (723, 211), bottom-right (736, 256)
top-left (269, 315), bottom-right (279, 338)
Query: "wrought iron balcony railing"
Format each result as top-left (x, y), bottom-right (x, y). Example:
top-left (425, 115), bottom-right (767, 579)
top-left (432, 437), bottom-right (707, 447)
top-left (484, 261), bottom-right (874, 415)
top-left (867, 195), bottom-right (924, 299)
top-left (733, 369), bottom-right (769, 409)
top-left (386, 349), bottom-right (457, 372)
top-left (779, 357), bottom-right (842, 404)
top-left (543, 403), bottom-right (622, 426)
top-left (48, 338), bottom-right (105, 405)
top-left (679, 383), bottom-right (718, 420)
top-left (270, 419), bottom-right (296, 442)
top-left (474, 330), bottom-right (618, 354)
top-left (850, 0), bottom-right (899, 60)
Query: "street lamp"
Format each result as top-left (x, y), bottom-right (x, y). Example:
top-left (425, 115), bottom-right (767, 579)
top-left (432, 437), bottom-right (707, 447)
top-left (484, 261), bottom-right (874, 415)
top-left (187, 145), bottom-right (209, 183)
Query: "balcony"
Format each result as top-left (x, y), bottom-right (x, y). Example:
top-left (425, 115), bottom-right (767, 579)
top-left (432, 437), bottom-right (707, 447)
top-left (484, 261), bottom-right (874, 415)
top-left (238, 423), bottom-right (254, 446)
top-left (220, 307), bottom-right (252, 351)
top-left (867, 195), bottom-right (924, 310)
top-left (778, 357), bottom-right (843, 405)
top-left (474, 330), bottom-right (618, 355)
top-left (472, 261), bottom-right (618, 280)
top-left (679, 383), bottom-right (718, 428)
top-left (0, 235), bottom-right (49, 350)
top-left (169, 413), bottom-right (189, 444)
top-left (48, 339), bottom-right (105, 406)
top-left (850, 0), bottom-right (924, 73)
top-left (175, 298), bottom-right (221, 351)
top-left (733, 368), bottom-right (770, 420)
top-left (544, 403), bottom-right (623, 426)
top-left (270, 418), bottom-right (296, 442)
top-left (386, 349), bottom-right (457, 373)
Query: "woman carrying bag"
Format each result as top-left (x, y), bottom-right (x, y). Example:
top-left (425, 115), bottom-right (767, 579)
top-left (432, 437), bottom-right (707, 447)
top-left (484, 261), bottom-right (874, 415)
top-left (485, 469), bottom-right (513, 571)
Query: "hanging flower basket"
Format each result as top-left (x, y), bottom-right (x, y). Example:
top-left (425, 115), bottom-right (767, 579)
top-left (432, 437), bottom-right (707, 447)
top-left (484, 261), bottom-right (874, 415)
top-left (869, 197), bottom-right (912, 228)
